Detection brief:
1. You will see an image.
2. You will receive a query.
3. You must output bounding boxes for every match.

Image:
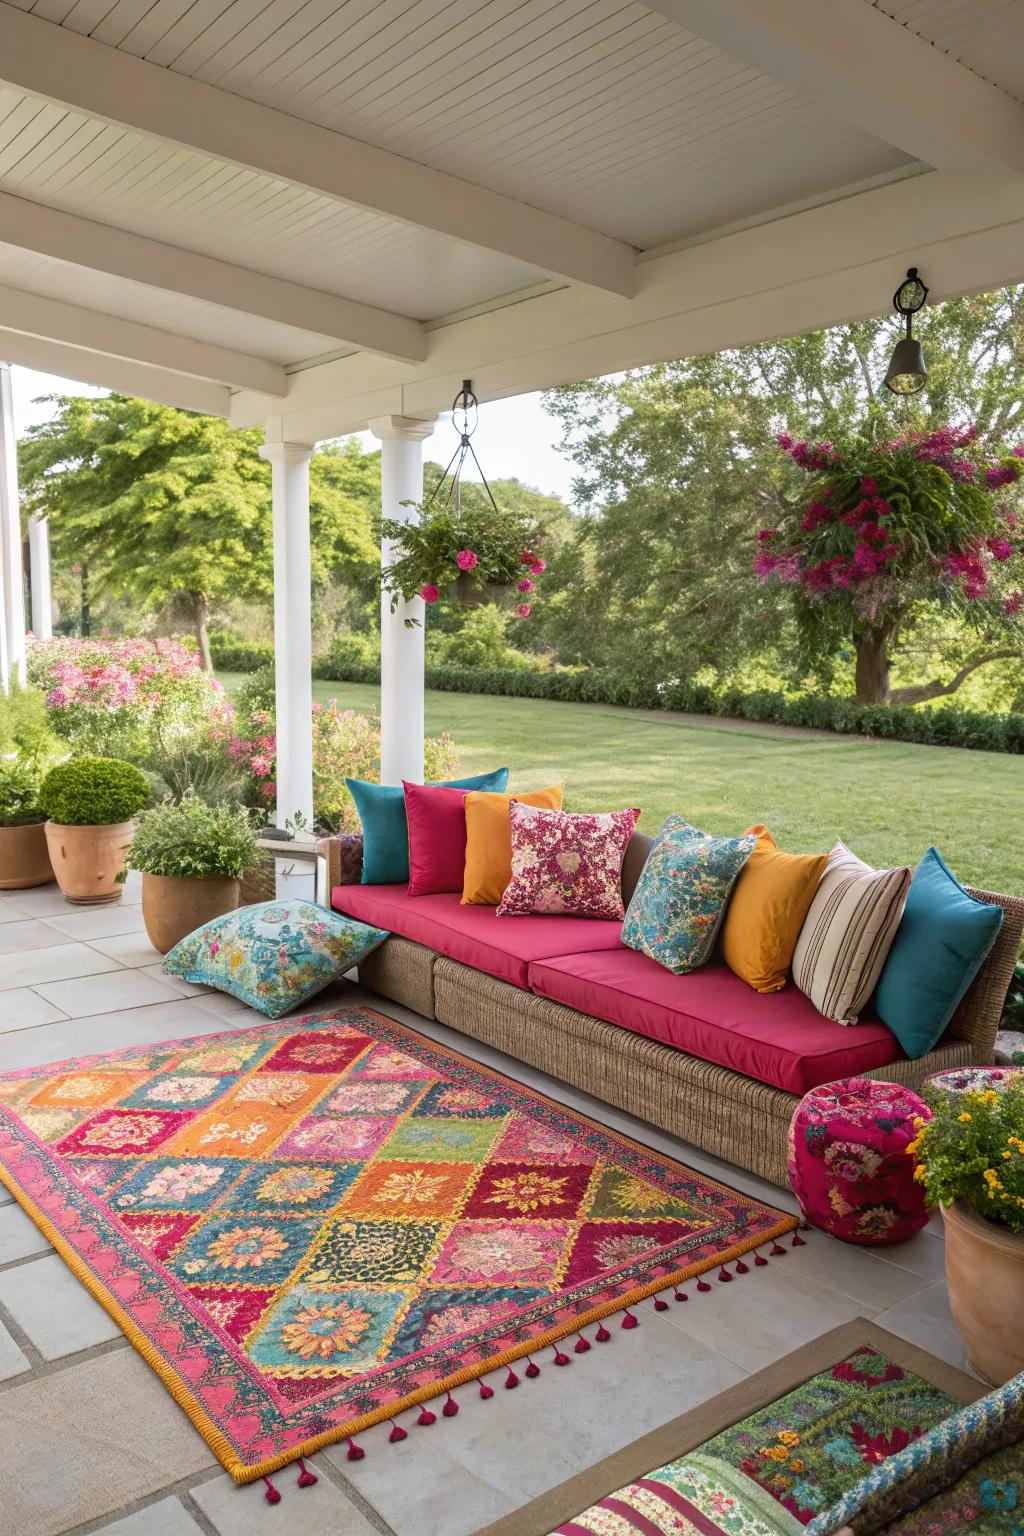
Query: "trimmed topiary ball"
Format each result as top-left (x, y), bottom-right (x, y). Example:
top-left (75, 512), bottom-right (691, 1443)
top-left (40, 756), bottom-right (151, 827)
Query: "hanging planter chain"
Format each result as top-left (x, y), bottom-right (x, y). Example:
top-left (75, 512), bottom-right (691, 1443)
top-left (425, 380), bottom-right (501, 519)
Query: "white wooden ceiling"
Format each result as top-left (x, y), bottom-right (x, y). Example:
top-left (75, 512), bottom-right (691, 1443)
top-left (0, 0), bottom-right (1021, 416)
top-left (870, 0), bottom-right (1024, 103)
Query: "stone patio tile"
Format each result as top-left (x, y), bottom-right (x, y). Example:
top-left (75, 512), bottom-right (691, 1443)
top-left (121, 871), bottom-right (143, 906)
top-left (1, 885), bottom-right (71, 917)
top-left (0, 942), bottom-right (121, 991)
top-left (35, 967), bottom-right (181, 1019)
top-left (0, 1000), bottom-right (249, 1071)
top-left (191, 1466), bottom-right (380, 1536)
top-left (0, 918), bottom-right (72, 956)
top-left (192, 990), bottom-right (259, 1018)
top-left (0, 1347), bottom-right (215, 1536)
top-left (0, 1317), bottom-right (30, 1381)
top-left (0, 894), bottom-right (31, 923)
top-left (45, 904), bottom-right (148, 941)
top-left (770, 1232), bottom-right (935, 1310)
top-left (330, 1314), bottom-right (744, 1536)
top-left (96, 1495), bottom-right (205, 1536)
top-left (873, 1282), bottom-right (969, 1373)
top-left (142, 964), bottom-right (210, 997)
top-left (0, 987), bottom-right (68, 1031)
top-left (873, 1230), bottom-right (948, 1283)
top-left (88, 931), bottom-right (164, 968)
top-left (0, 1252), bottom-right (122, 1358)
top-left (660, 1256), bottom-right (871, 1373)
top-left (0, 1198), bottom-right (52, 1262)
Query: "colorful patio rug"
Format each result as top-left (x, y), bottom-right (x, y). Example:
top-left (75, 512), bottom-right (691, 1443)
top-left (0, 1006), bottom-right (797, 1487)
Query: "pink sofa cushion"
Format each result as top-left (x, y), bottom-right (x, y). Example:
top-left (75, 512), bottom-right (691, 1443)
top-left (331, 884), bottom-right (624, 989)
top-left (527, 947), bottom-right (913, 1095)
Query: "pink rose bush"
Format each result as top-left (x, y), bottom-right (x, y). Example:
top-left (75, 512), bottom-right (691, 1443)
top-left (27, 637), bottom-right (233, 762)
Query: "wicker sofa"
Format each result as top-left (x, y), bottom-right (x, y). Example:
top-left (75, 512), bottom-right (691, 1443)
top-left (317, 830), bottom-right (1024, 1187)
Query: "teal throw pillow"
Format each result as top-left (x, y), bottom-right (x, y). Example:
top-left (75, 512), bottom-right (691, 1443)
top-left (875, 847), bottom-right (1003, 1059)
top-left (164, 899), bottom-right (388, 1019)
top-left (348, 768), bottom-right (509, 884)
top-left (622, 815), bottom-right (757, 974)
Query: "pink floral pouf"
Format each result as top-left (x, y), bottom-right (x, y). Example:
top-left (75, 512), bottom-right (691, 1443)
top-left (787, 1077), bottom-right (931, 1245)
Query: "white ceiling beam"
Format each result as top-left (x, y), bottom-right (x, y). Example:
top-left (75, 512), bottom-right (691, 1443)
top-left (0, 285), bottom-right (286, 395)
top-left (0, 193), bottom-right (427, 364)
top-left (648, 0), bottom-right (1024, 176)
top-left (0, 331), bottom-right (230, 417)
top-left (0, 7), bottom-right (637, 298)
top-left (228, 169), bottom-right (1024, 439)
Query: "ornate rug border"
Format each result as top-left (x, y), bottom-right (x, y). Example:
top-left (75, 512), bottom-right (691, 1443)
top-left (0, 1004), bottom-right (799, 1484)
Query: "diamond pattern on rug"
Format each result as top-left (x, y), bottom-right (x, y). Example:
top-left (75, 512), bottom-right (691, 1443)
top-left (0, 1006), bottom-right (797, 1482)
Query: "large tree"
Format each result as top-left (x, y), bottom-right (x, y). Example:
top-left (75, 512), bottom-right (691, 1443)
top-left (544, 287), bottom-right (1024, 702)
top-left (19, 397), bottom-right (378, 669)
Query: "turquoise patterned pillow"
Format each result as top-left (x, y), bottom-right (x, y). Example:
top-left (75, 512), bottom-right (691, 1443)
top-left (164, 900), bottom-right (388, 1019)
top-left (622, 816), bottom-right (756, 974)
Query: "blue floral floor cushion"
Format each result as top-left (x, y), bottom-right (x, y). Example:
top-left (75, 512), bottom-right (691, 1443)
top-left (164, 900), bottom-right (388, 1018)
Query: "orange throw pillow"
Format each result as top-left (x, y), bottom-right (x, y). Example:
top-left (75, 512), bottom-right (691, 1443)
top-left (462, 785), bottom-right (564, 906)
top-left (722, 824), bottom-right (829, 994)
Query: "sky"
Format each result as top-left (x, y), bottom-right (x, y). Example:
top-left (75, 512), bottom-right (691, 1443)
top-left (9, 365), bottom-right (580, 505)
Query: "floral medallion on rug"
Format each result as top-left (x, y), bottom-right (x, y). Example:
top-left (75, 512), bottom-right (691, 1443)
top-left (0, 1007), bottom-right (797, 1484)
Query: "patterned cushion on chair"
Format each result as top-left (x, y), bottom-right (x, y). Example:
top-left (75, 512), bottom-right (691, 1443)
top-left (164, 899), bottom-right (388, 1019)
top-left (787, 1077), bottom-right (931, 1245)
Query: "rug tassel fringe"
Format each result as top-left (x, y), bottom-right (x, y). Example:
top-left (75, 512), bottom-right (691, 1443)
top-left (574, 1333), bottom-right (591, 1354)
top-left (552, 1346), bottom-right (571, 1365)
top-left (442, 1391), bottom-right (459, 1418)
top-left (504, 1366), bottom-right (519, 1389)
top-left (263, 1476), bottom-right (281, 1505)
top-left (792, 1231), bottom-right (806, 1247)
top-left (346, 1436), bottom-right (365, 1461)
top-left (479, 1380), bottom-right (494, 1399)
top-left (389, 1421), bottom-right (408, 1443)
top-left (621, 1309), bottom-right (638, 1329)
top-left (770, 1241), bottom-right (787, 1256)
top-left (417, 1405), bottom-right (437, 1425)
top-left (595, 1323), bottom-right (611, 1341)
top-left (525, 1356), bottom-right (541, 1378)
top-left (295, 1457), bottom-right (317, 1488)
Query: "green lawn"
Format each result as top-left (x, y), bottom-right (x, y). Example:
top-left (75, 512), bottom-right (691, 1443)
top-left (221, 674), bottom-right (1024, 894)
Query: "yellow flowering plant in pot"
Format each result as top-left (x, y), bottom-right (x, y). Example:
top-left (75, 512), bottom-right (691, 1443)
top-left (909, 1078), bottom-right (1024, 1383)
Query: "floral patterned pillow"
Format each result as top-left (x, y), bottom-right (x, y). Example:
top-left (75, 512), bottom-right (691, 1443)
top-left (164, 900), bottom-right (388, 1019)
top-left (622, 815), bottom-right (757, 974)
top-left (498, 803), bottom-right (640, 919)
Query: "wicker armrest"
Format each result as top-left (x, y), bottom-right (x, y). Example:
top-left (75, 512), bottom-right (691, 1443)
top-left (316, 833), bottom-right (363, 892)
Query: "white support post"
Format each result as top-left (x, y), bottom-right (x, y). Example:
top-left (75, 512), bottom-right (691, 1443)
top-left (0, 362), bottom-right (25, 688)
top-left (369, 415), bottom-right (436, 787)
top-left (258, 439), bottom-right (316, 897)
top-left (28, 515), bottom-right (52, 639)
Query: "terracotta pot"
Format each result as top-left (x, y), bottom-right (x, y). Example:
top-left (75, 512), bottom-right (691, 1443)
top-left (44, 820), bottom-right (135, 906)
top-left (942, 1199), bottom-right (1024, 1385)
top-left (141, 871), bottom-right (240, 954)
top-left (0, 821), bottom-right (54, 889)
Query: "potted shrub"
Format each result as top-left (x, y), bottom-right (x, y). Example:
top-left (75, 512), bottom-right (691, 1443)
top-left (0, 758), bottom-right (53, 889)
top-left (909, 1078), bottom-right (1024, 1384)
top-left (39, 756), bottom-right (151, 905)
top-left (128, 793), bottom-right (258, 953)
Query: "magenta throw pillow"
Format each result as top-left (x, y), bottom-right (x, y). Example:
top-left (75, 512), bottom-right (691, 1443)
top-left (499, 802), bottom-right (640, 919)
top-left (404, 781), bottom-right (469, 896)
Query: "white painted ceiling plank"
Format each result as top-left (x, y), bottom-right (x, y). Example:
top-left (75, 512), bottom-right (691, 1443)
top-left (190, 0), bottom-right (321, 85)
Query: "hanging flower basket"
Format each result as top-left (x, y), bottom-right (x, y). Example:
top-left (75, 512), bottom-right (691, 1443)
top-left (379, 382), bottom-right (544, 623)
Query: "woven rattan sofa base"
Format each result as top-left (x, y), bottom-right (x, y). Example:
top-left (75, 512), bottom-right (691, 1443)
top-left (430, 955), bottom-right (975, 1187)
top-left (357, 936), bottom-right (436, 1018)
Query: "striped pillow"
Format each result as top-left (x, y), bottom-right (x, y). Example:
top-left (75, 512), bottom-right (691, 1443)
top-left (792, 842), bottom-right (910, 1025)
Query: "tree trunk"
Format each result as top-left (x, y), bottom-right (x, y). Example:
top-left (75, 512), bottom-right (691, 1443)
top-left (80, 562), bottom-right (90, 638)
top-left (191, 591), bottom-right (213, 673)
top-left (890, 650), bottom-right (1020, 707)
top-left (854, 623), bottom-right (894, 704)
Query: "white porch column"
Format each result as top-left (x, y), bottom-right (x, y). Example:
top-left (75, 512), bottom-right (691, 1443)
top-left (369, 415), bottom-right (436, 786)
top-left (258, 440), bottom-right (316, 847)
top-left (0, 363), bottom-right (25, 688)
top-left (28, 515), bottom-right (52, 639)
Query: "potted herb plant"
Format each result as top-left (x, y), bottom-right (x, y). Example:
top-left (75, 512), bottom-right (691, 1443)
top-left (381, 498), bottom-right (544, 621)
top-left (39, 756), bottom-right (151, 905)
top-left (0, 758), bottom-right (54, 889)
top-left (909, 1077), bottom-right (1024, 1383)
top-left (127, 792), bottom-right (258, 952)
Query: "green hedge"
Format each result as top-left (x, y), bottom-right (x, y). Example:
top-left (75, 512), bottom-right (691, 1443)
top-left (312, 660), bottom-right (1024, 754)
top-left (209, 632), bottom-right (275, 671)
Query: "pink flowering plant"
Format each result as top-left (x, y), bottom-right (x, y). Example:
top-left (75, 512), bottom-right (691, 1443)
top-left (755, 427), bottom-right (1024, 702)
top-left (380, 498), bottom-right (544, 623)
top-left (231, 673), bottom-right (459, 830)
top-left (27, 637), bottom-right (233, 764)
